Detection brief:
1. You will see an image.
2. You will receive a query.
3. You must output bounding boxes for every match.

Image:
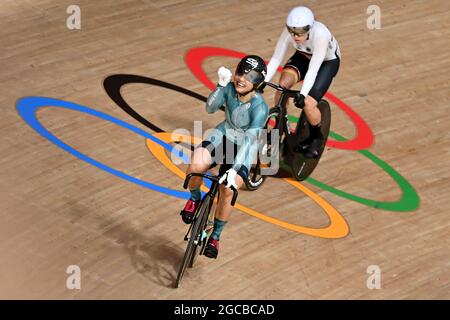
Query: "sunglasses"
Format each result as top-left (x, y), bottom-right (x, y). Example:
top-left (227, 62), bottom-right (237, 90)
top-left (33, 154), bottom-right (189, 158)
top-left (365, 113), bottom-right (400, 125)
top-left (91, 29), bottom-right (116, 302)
top-left (286, 24), bottom-right (311, 36)
top-left (235, 70), bottom-right (264, 84)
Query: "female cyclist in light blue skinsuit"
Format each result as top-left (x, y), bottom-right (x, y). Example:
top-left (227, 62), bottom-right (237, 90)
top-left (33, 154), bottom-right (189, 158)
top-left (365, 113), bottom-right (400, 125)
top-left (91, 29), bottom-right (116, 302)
top-left (180, 55), bottom-right (269, 259)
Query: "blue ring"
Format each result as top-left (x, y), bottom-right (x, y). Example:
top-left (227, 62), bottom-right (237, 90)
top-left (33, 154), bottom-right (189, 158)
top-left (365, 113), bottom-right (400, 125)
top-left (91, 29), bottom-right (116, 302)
top-left (16, 96), bottom-right (209, 200)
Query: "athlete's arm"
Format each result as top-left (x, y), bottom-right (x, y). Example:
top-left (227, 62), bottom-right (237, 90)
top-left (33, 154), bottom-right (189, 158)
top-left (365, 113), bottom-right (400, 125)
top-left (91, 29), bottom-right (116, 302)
top-left (265, 29), bottom-right (291, 82)
top-left (300, 34), bottom-right (328, 97)
top-left (232, 102), bottom-right (268, 172)
top-left (205, 84), bottom-right (228, 113)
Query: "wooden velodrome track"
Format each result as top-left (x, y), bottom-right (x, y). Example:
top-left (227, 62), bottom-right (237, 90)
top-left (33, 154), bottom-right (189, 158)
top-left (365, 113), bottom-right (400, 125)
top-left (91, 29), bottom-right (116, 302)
top-left (1, 0), bottom-right (449, 299)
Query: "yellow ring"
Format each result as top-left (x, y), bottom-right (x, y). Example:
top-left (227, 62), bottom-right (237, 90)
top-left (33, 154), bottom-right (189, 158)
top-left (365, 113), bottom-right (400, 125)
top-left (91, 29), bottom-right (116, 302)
top-left (145, 132), bottom-right (349, 239)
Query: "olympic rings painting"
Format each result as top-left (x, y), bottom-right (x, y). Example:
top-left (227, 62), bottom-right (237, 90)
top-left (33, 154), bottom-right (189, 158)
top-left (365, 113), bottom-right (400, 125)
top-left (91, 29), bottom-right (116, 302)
top-left (16, 46), bottom-right (420, 239)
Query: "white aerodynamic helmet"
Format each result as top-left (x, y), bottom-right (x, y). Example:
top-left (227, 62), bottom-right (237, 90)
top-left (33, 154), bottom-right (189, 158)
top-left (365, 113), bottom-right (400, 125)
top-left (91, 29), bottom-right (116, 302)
top-left (286, 6), bottom-right (315, 35)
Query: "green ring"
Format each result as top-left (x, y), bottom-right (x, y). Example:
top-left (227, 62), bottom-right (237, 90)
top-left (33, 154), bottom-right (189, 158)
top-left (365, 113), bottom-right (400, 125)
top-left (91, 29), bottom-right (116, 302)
top-left (284, 115), bottom-right (420, 212)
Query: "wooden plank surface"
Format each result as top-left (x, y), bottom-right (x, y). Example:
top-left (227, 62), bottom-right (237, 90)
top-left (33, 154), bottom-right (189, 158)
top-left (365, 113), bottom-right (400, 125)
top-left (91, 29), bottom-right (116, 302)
top-left (0, 0), bottom-right (449, 299)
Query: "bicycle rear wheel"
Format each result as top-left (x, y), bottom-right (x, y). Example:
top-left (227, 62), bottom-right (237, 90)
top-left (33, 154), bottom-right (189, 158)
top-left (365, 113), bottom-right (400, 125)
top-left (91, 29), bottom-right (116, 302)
top-left (174, 199), bottom-right (208, 288)
top-left (291, 99), bottom-right (331, 180)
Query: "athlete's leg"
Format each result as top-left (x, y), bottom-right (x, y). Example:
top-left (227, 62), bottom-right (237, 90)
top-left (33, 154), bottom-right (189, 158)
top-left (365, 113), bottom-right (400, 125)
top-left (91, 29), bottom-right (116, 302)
top-left (214, 174), bottom-right (244, 224)
top-left (303, 95), bottom-right (321, 125)
top-left (301, 58), bottom-right (340, 157)
top-left (180, 146), bottom-right (213, 224)
top-left (186, 147), bottom-right (212, 190)
top-left (305, 58), bottom-right (340, 128)
top-left (204, 169), bottom-right (245, 258)
top-left (274, 68), bottom-right (299, 105)
top-left (277, 51), bottom-right (309, 109)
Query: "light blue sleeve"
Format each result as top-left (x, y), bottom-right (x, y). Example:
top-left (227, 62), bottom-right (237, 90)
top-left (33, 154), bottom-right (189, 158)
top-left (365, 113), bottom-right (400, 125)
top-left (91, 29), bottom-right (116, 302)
top-left (232, 101), bottom-right (269, 172)
top-left (206, 84), bottom-right (229, 113)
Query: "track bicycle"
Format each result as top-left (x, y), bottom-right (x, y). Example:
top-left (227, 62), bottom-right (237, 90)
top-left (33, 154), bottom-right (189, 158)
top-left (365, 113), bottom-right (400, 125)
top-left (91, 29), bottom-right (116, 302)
top-left (245, 82), bottom-right (331, 190)
top-left (174, 172), bottom-right (238, 288)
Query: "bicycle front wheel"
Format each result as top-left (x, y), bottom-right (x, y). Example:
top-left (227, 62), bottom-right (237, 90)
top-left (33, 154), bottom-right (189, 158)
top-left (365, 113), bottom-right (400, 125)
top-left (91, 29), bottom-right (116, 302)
top-left (188, 197), bottom-right (212, 268)
top-left (174, 200), bottom-right (207, 288)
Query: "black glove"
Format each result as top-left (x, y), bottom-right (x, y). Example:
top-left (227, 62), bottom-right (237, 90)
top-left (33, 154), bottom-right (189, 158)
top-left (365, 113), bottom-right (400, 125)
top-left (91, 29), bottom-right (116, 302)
top-left (294, 93), bottom-right (306, 109)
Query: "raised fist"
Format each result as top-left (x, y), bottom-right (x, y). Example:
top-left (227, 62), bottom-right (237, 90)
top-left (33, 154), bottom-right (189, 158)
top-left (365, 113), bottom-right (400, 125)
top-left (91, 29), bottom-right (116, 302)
top-left (218, 67), bottom-right (232, 87)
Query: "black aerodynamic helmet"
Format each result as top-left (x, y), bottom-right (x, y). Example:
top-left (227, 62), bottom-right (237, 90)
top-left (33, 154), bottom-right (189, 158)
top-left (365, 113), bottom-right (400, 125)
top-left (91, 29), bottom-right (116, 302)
top-left (235, 55), bottom-right (267, 91)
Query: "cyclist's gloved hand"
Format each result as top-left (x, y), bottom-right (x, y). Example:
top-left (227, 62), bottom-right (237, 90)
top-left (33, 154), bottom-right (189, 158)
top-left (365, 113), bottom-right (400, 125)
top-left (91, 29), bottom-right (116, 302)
top-left (218, 67), bottom-right (232, 87)
top-left (294, 93), bottom-right (306, 109)
top-left (219, 168), bottom-right (238, 189)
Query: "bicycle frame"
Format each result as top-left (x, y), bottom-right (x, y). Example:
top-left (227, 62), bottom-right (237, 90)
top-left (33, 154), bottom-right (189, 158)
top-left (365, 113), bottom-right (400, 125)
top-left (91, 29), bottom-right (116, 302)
top-left (183, 173), bottom-right (238, 205)
top-left (182, 173), bottom-right (238, 241)
top-left (265, 82), bottom-right (302, 157)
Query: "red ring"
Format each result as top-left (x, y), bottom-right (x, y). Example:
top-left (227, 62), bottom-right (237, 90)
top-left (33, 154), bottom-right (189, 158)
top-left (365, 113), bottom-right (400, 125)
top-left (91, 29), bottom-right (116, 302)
top-left (185, 47), bottom-right (374, 150)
